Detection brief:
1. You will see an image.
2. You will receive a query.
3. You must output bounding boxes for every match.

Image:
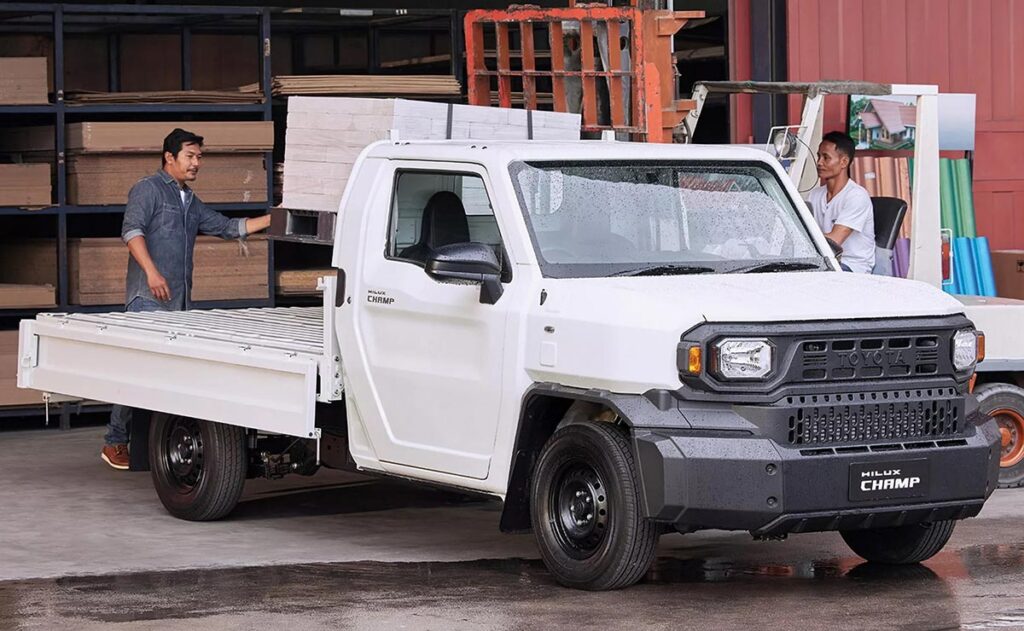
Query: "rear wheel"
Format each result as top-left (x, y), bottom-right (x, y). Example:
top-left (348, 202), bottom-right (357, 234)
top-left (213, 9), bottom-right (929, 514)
top-left (975, 383), bottom-right (1024, 488)
top-left (150, 413), bottom-right (247, 521)
top-left (841, 520), bottom-right (956, 564)
top-left (530, 422), bottom-right (659, 590)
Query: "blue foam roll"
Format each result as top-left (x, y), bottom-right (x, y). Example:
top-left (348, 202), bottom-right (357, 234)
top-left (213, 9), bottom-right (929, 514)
top-left (973, 236), bottom-right (997, 297)
top-left (953, 237), bottom-right (979, 296)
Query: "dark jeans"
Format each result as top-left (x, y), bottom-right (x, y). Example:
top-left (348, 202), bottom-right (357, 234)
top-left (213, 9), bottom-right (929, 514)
top-left (103, 298), bottom-right (170, 446)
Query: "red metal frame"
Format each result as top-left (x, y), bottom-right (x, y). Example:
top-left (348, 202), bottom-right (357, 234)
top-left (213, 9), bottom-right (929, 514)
top-left (465, 5), bottom-right (704, 143)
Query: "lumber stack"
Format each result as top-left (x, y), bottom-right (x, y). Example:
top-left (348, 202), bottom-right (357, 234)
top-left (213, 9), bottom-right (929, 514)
top-left (0, 163), bottom-right (51, 207)
top-left (281, 97), bottom-right (581, 213)
top-left (1, 330), bottom-right (41, 407)
top-left (0, 57), bottom-right (48, 104)
top-left (0, 239), bottom-right (57, 308)
top-left (65, 88), bottom-right (262, 105)
top-left (65, 121), bottom-right (272, 205)
top-left (275, 269), bottom-right (332, 297)
top-left (270, 75), bottom-right (461, 98)
top-left (68, 236), bottom-right (268, 305)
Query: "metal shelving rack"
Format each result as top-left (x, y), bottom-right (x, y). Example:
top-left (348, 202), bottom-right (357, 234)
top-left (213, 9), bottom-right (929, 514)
top-left (0, 3), bottom-right (276, 317)
top-left (0, 3), bottom-right (276, 423)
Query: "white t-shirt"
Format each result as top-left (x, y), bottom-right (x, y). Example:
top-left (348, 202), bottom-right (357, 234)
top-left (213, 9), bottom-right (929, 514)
top-left (807, 179), bottom-right (876, 274)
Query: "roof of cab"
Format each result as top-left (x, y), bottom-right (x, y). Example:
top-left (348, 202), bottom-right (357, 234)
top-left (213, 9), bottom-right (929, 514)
top-left (362, 139), bottom-right (777, 166)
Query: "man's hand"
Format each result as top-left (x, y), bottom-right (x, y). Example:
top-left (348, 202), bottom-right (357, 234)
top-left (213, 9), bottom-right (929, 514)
top-left (147, 269), bottom-right (171, 302)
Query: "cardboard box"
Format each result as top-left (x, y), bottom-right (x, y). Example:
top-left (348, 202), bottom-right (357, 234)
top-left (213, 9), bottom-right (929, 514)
top-left (66, 121), bottom-right (273, 153)
top-left (0, 57), bottom-right (48, 104)
top-left (69, 236), bottom-right (268, 305)
top-left (67, 154), bottom-right (266, 205)
top-left (0, 163), bottom-right (51, 206)
top-left (992, 250), bottom-right (1024, 300)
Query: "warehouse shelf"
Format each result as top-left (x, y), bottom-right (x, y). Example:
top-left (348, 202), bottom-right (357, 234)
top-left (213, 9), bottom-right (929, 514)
top-left (0, 104), bottom-right (56, 114)
top-left (0, 207), bottom-right (60, 216)
top-left (62, 202), bottom-right (271, 215)
top-left (63, 103), bottom-right (268, 115)
top-left (0, 3), bottom-right (275, 319)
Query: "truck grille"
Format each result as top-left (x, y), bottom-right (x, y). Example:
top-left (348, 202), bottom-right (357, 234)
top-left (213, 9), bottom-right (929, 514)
top-left (784, 388), bottom-right (962, 445)
top-left (798, 335), bottom-right (945, 382)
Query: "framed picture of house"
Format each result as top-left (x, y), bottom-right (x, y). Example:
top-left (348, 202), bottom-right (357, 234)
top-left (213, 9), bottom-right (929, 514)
top-left (848, 95), bottom-right (918, 150)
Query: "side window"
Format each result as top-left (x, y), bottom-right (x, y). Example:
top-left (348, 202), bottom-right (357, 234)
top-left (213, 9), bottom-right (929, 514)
top-left (388, 170), bottom-right (511, 280)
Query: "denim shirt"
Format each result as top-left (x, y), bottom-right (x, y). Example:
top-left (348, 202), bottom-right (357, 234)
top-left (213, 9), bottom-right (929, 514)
top-left (121, 169), bottom-right (248, 310)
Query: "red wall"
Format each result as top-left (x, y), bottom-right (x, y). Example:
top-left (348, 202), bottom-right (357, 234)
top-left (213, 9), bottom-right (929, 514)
top-left (783, 0), bottom-right (1024, 249)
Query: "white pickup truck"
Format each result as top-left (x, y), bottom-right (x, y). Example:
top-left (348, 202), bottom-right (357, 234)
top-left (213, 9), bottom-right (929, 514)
top-left (18, 140), bottom-right (1000, 590)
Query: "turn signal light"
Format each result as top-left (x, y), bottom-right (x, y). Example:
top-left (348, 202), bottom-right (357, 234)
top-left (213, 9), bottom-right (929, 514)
top-left (687, 346), bottom-right (702, 374)
top-left (977, 331), bottom-right (986, 364)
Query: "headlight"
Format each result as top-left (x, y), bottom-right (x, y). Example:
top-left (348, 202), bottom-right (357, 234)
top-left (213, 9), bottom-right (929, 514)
top-left (715, 338), bottom-right (773, 379)
top-left (952, 329), bottom-right (978, 371)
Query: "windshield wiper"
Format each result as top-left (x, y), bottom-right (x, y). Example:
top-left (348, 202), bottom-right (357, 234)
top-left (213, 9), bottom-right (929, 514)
top-left (613, 264), bottom-right (716, 277)
top-left (726, 261), bottom-right (824, 274)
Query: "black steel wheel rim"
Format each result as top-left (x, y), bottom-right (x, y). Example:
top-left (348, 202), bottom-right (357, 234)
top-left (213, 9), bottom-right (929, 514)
top-left (549, 460), bottom-right (610, 560)
top-left (163, 418), bottom-right (205, 493)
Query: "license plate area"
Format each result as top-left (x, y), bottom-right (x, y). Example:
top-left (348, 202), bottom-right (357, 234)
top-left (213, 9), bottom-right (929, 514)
top-left (849, 459), bottom-right (929, 501)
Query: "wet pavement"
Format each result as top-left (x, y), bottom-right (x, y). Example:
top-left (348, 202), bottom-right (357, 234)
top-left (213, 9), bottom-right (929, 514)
top-left (3, 542), bottom-right (1024, 630)
top-left (2, 428), bottom-right (1024, 630)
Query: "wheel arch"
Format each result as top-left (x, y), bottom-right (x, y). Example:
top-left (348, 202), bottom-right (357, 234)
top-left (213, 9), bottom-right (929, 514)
top-left (499, 385), bottom-right (634, 533)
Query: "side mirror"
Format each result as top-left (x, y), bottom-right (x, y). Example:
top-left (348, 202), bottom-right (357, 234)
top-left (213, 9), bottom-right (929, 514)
top-left (425, 242), bottom-right (504, 304)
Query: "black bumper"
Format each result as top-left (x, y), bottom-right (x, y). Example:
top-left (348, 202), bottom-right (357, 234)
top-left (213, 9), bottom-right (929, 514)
top-left (633, 416), bottom-right (1001, 536)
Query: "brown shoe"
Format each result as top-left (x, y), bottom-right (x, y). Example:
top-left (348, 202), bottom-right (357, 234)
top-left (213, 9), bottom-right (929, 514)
top-left (101, 444), bottom-right (130, 470)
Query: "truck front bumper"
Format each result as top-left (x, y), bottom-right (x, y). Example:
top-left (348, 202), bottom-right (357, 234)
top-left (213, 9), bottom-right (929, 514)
top-left (633, 417), bottom-right (1002, 537)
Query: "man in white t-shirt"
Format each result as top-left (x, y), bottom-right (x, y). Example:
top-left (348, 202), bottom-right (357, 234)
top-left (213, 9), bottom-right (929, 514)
top-left (807, 131), bottom-right (875, 273)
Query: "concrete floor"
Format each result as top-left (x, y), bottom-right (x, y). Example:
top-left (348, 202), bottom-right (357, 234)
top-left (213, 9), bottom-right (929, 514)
top-left (2, 427), bottom-right (1024, 630)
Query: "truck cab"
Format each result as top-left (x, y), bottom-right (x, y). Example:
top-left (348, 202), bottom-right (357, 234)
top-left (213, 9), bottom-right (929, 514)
top-left (18, 139), bottom-right (1001, 591)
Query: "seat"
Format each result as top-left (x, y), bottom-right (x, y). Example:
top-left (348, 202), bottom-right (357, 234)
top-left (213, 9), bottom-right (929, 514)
top-left (399, 191), bottom-right (471, 264)
top-left (870, 196), bottom-right (907, 276)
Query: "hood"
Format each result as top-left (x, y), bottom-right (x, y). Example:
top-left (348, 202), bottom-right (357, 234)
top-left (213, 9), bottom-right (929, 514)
top-left (544, 271), bottom-right (963, 325)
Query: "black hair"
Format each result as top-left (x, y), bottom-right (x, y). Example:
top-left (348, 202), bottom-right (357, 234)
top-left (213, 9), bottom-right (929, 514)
top-left (161, 128), bottom-right (204, 167)
top-left (821, 130), bottom-right (855, 165)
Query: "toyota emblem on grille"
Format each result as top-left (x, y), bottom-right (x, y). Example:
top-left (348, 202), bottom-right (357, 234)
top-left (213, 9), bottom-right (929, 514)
top-left (838, 350), bottom-right (909, 368)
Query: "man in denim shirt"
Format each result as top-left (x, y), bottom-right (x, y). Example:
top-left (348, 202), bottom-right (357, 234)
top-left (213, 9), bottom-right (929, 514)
top-left (101, 128), bottom-right (271, 470)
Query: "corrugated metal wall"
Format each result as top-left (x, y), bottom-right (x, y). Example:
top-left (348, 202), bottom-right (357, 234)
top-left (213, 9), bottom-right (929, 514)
top-left (784, 0), bottom-right (1024, 249)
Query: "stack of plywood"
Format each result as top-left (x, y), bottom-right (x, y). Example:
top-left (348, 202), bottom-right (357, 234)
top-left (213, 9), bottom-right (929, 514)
top-left (270, 75), bottom-right (460, 98)
top-left (0, 58), bottom-right (48, 104)
top-left (0, 239), bottom-right (57, 308)
top-left (281, 97), bottom-right (581, 212)
top-left (65, 88), bottom-right (262, 105)
top-left (68, 154), bottom-right (265, 204)
top-left (275, 269), bottom-right (332, 297)
top-left (65, 121), bottom-right (273, 205)
top-left (68, 236), bottom-right (269, 305)
top-left (0, 163), bottom-right (51, 207)
top-left (1, 330), bottom-right (40, 407)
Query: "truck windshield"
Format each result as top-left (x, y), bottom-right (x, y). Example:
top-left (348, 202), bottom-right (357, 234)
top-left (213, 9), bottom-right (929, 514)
top-left (509, 160), bottom-right (826, 278)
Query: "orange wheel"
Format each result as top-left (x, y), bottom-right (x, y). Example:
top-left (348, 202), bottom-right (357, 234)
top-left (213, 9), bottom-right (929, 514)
top-left (975, 382), bottom-right (1024, 488)
top-left (994, 407), bottom-right (1024, 468)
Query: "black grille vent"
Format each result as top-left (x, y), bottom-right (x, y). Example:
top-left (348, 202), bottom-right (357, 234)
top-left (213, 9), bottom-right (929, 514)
top-left (785, 388), bottom-right (962, 445)
top-left (799, 335), bottom-right (944, 382)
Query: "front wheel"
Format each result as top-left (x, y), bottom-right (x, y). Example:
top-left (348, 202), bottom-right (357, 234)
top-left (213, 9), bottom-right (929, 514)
top-left (530, 422), bottom-right (659, 590)
top-left (149, 413), bottom-right (247, 521)
top-left (841, 520), bottom-right (956, 564)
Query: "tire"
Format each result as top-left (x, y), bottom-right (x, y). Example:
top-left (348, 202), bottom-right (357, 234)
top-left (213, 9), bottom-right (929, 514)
top-left (975, 382), bottom-right (1024, 488)
top-left (149, 413), bottom-right (247, 521)
top-left (841, 520), bottom-right (956, 564)
top-left (530, 422), bottom-right (659, 590)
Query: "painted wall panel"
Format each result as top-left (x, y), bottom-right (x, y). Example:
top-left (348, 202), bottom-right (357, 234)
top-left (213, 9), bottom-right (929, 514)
top-left (785, 0), bottom-right (1024, 247)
